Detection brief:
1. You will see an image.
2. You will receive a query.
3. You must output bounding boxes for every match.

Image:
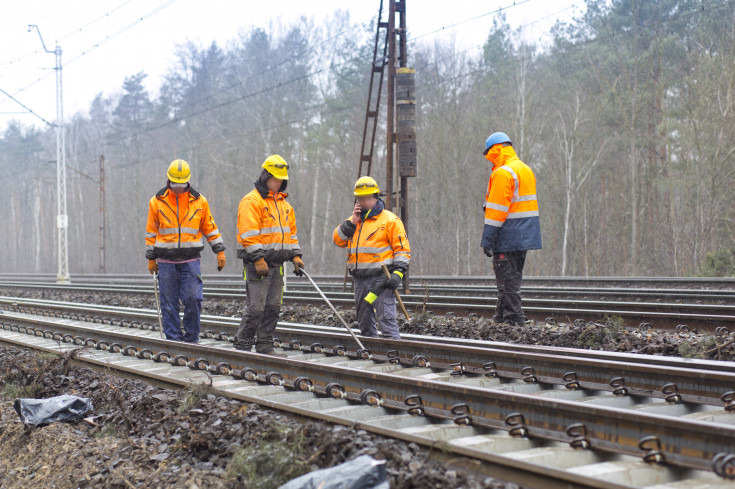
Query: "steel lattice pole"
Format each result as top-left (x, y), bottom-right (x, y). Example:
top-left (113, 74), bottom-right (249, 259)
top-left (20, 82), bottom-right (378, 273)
top-left (55, 44), bottom-right (69, 282)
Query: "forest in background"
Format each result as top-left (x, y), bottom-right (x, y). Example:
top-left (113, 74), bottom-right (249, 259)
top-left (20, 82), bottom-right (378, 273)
top-left (2, 0), bottom-right (734, 277)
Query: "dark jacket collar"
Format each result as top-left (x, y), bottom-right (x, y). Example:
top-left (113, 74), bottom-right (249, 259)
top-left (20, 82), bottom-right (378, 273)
top-left (254, 179), bottom-right (288, 199)
top-left (361, 198), bottom-right (385, 221)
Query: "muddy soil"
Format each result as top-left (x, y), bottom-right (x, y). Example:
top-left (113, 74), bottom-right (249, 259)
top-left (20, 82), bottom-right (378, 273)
top-left (0, 346), bottom-right (518, 489)
top-left (1, 286), bottom-right (732, 361)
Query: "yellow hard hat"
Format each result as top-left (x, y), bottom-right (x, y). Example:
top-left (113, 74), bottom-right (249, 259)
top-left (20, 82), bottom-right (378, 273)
top-left (262, 154), bottom-right (289, 180)
top-left (167, 159), bottom-right (191, 184)
top-left (353, 176), bottom-right (380, 196)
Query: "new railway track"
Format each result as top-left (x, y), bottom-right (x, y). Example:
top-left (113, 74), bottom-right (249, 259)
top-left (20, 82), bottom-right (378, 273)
top-left (1, 297), bottom-right (735, 488)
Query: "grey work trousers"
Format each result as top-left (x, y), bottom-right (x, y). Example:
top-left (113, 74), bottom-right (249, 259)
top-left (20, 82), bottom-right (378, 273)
top-left (492, 250), bottom-right (527, 326)
top-left (353, 274), bottom-right (401, 339)
top-left (235, 263), bottom-right (283, 351)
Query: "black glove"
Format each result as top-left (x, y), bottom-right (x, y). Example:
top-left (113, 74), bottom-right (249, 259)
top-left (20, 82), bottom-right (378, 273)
top-left (386, 271), bottom-right (403, 291)
top-left (483, 248), bottom-right (493, 258)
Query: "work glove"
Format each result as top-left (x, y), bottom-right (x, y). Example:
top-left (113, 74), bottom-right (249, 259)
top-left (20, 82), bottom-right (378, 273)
top-left (483, 248), bottom-right (493, 258)
top-left (254, 258), bottom-right (269, 278)
top-left (216, 252), bottom-right (226, 271)
top-left (364, 278), bottom-right (390, 304)
top-left (148, 260), bottom-right (158, 275)
top-left (386, 271), bottom-right (403, 291)
top-left (292, 256), bottom-right (305, 277)
top-left (364, 291), bottom-right (379, 305)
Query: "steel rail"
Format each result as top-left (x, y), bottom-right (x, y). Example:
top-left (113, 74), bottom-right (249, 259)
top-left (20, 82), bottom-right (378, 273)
top-left (0, 282), bottom-right (733, 329)
top-left (2, 272), bottom-right (734, 286)
top-left (1, 310), bottom-right (735, 476)
top-left (3, 280), bottom-right (735, 302)
top-left (3, 295), bottom-right (735, 382)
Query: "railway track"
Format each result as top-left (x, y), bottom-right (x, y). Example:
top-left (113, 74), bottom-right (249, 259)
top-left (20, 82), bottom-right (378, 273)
top-left (0, 279), bottom-right (733, 331)
top-left (6, 278), bottom-right (733, 302)
top-left (2, 273), bottom-right (734, 290)
top-left (1, 298), bottom-right (735, 488)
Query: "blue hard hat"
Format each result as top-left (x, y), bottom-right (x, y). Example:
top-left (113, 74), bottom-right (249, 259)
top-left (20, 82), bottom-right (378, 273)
top-left (484, 132), bottom-right (512, 154)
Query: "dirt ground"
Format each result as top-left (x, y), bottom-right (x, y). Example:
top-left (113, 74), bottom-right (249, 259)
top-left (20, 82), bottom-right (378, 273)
top-left (1, 286), bottom-right (733, 361)
top-left (0, 346), bottom-right (519, 489)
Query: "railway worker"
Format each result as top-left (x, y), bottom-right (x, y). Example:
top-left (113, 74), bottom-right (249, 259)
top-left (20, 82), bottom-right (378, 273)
top-left (233, 155), bottom-right (304, 353)
top-left (145, 159), bottom-right (226, 342)
top-left (333, 176), bottom-right (410, 339)
top-left (481, 132), bottom-right (542, 326)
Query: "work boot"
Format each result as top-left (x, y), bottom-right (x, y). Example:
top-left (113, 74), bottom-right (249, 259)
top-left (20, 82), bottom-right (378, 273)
top-left (255, 338), bottom-right (274, 354)
top-left (233, 340), bottom-right (254, 351)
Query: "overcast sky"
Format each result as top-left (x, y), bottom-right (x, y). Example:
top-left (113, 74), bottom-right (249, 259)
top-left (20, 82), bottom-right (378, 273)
top-left (0, 0), bottom-right (579, 132)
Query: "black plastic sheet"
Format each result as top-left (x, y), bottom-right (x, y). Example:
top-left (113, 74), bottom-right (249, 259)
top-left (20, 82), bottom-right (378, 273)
top-left (14, 394), bottom-right (93, 427)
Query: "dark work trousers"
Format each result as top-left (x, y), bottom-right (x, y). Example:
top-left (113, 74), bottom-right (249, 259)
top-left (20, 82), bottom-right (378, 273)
top-left (157, 260), bottom-right (203, 343)
top-left (492, 251), bottom-right (527, 326)
top-left (353, 274), bottom-right (401, 339)
top-left (235, 263), bottom-right (284, 352)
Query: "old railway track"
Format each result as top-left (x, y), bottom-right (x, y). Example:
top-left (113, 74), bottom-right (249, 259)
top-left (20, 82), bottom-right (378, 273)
top-left (0, 278), bottom-right (733, 331)
top-left (2, 273), bottom-right (734, 290)
top-left (1, 297), bottom-right (735, 489)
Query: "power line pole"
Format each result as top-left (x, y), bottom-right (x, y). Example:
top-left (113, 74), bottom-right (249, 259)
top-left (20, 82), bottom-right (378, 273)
top-left (99, 155), bottom-right (106, 273)
top-left (385, 2), bottom-right (396, 211)
top-left (385, 1), bottom-right (416, 291)
top-left (29, 25), bottom-right (69, 282)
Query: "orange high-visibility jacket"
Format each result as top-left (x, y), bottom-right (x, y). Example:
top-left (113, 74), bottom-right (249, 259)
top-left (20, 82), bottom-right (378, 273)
top-left (482, 145), bottom-right (542, 252)
top-left (333, 200), bottom-right (410, 277)
top-left (145, 186), bottom-right (225, 261)
top-left (237, 180), bottom-right (302, 264)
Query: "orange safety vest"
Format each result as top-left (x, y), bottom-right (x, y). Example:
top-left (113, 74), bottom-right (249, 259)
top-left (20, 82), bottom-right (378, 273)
top-left (333, 201), bottom-right (410, 276)
top-left (237, 180), bottom-right (301, 264)
top-left (145, 186), bottom-right (224, 261)
top-left (482, 145), bottom-right (542, 252)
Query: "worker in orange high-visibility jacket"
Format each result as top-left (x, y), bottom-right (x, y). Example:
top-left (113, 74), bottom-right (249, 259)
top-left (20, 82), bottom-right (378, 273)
top-left (333, 176), bottom-right (410, 339)
top-left (481, 132), bottom-right (542, 326)
top-left (145, 159), bottom-right (226, 342)
top-left (234, 155), bottom-right (304, 353)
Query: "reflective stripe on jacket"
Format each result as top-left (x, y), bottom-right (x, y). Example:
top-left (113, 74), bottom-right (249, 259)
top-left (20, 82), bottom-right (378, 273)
top-left (145, 186), bottom-right (225, 261)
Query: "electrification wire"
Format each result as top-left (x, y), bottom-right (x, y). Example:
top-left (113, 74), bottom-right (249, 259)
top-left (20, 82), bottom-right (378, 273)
top-left (65, 0), bottom-right (179, 66)
top-left (0, 87), bottom-right (53, 126)
top-left (2, 0), bottom-right (180, 100)
top-left (407, 0), bottom-right (535, 43)
top-left (0, 0), bottom-right (136, 67)
top-left (57, 0), bottom-right (137, 43)
top-left (413, 2), bottom-right (580, 74)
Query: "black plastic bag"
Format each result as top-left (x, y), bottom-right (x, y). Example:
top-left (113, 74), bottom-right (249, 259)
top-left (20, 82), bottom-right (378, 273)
top-left (278, 455), bottom-right (389, 489)
top-left (14, 394), bottom-right (93, 427)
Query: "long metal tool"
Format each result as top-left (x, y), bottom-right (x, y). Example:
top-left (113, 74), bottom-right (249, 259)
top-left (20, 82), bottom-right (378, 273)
top-left (152, 272), bottom-right (164, 339)
top-left (302, 270), bottom-right (366, 351)
top-left (381, 263), bottom-right (410, 320)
